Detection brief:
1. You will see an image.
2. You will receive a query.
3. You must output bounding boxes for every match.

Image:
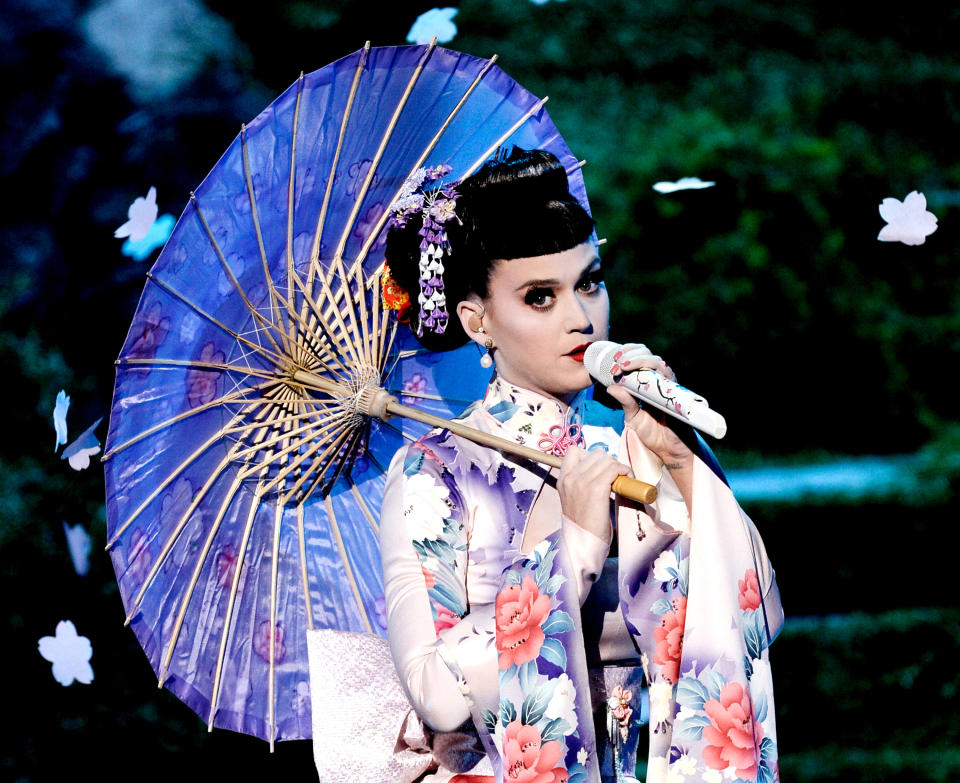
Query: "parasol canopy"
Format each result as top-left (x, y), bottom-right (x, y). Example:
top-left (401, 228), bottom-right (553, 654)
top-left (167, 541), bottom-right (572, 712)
top-left (103, 41), bottom-right (615, 746)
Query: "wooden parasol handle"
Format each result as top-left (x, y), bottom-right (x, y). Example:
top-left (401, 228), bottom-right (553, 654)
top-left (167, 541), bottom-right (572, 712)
top-left (291, 371), bottom-right (657, 503)
top-left (362, 383), bottom-right (657, 505)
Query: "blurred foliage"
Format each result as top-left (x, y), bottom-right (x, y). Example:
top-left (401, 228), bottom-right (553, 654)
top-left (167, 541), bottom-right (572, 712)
top-left (776, 607), bottom-right (960, 782)
top-left (1, 0), bottom-right (958, 781)
top-left (451, 0), bottom-right (960, 455)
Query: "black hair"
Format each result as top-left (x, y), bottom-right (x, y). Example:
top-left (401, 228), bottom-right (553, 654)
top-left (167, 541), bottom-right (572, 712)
top-left (384, 146), bottom-right (595, 351)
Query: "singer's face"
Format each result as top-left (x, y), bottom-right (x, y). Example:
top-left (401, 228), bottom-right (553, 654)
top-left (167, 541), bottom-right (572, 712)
top-left (478, 241), bottom-right (609, 404)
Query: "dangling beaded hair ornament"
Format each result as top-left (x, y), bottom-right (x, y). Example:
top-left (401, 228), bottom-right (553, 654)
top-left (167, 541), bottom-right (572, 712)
top-left (387, 164), bottom-right (460, 336)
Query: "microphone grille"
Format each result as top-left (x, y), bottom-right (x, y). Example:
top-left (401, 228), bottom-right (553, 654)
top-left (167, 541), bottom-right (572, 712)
top-left (583, 340), bottom-right (618, 382)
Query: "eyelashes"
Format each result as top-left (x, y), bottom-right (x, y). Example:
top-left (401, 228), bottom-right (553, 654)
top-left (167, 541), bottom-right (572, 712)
top-left (578, 268), bottom-right (604, 292)
top-left (524, 287), bottom-right (553, 308)
top-left (522, 268), bottom-right (605, 310)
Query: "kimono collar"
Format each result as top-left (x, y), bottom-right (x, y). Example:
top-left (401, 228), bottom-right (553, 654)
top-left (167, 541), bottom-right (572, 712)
top-left (479, 375), bottom-right (590, 456)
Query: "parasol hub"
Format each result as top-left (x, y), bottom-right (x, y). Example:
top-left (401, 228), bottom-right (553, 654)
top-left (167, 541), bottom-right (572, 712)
top-left (290, 367), bottom-right (394, 422)
top-left (355, 385), bottom-right (396, 421)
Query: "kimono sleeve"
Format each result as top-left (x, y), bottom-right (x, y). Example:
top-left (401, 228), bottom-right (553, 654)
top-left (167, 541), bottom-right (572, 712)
top-left (380, 442), bottom-right (483, 732)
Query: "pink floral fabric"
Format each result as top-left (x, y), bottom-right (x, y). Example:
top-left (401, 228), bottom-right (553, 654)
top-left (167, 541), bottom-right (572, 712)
top-left (503, 720), bottom-right (567, 783)
top-left (495, 576), bottom-right (551, 669)
top-left (703, 681), bottom-right (765, 779)
top-left (381, 377), bottom-right (781, 782)
top-left (738, 569), bottom-right (763, 611)
top-left (652, 594), bottom-right (686, 685)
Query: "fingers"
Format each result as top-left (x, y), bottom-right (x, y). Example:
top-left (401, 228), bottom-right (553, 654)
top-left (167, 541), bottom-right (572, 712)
top-left (605, 383), bottom-right (640, 419)
top-left (611, 343), bottom-right (676, 381)
top-left (560, 443), bottom-right (585, 471)
top-left (557, 447), bottom-right (633, 540)
top-left (559, 446), bottom-right (631, 488)
top-left (610, 343), bottom-right (650, 375)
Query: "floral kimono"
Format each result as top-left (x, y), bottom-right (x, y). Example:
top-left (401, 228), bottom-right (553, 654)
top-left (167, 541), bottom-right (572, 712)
top-left (310, 376), bottom-right (782, 783)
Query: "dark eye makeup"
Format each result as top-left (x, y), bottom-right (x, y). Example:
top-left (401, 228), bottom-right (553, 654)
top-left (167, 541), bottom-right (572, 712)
top-left (524, 287), bottom-right (554, 308)
top-left (577, 267), bottom-right (605, 292)
top-left (522, 264), bottom-right (604, 311)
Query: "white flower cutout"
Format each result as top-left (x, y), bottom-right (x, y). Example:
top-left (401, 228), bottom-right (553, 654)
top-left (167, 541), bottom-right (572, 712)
top-left (115, 186), bottom-right (159, 242)
top-left (61, 417), bottom-right (102, 471)
top-left (402, 473), bottom-right (450, 540)
top-left (38, 620), bottom-right (94, 686)
top-left (62, 522), bottom-right (93, 576)
top-left (406, 8), bottom-right (458, 45)
top-left (53, 389), bottom-right (70, 452)
top-left (648, 679), bottom-right (674, 724)
top-left (544, 672), bottom-right (578, 729)
top-left (877, 190), bottom-right (938, 246)
top-left (653, 177), bottom-right (716, 193)
top-left (652, 549), bottom-right (680, 583)
top-left (121, 213), bottom-right (175, 261)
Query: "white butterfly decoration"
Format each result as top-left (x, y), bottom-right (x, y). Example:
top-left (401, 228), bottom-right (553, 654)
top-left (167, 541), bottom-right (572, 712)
top-left (653, 177), bottom-right (716, 193)
top-left (407, 8), bottom-right (458, 45)
top-left (115, 186), bottom-right (159, 242)
top-left (61, 417), bottom-right (102, 471)
top-left (62, 522), bottom-right (93, 576)
top-left (53, 389), bottom-right (70, 452)
top-left (877, 190), bottom-right (938, 246)
top-left (37, 620), bottom-right (94, 686)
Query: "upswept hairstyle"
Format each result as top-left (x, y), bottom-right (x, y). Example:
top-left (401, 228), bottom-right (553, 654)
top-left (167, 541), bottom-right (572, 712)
top-left (384, 146), bottom-right (595, 351)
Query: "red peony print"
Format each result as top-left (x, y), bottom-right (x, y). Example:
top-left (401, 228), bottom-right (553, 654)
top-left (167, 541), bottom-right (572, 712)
top-left (421, 564), bottom-right (436, 589)
top-left (738, 569), bottom-right (762, 611)
top-left (503, 719), bottom-right (567, 783)
top-left (433, 603), bottom-right (460, 634)
top-left (652, 594), bottom-right (687, 684)
top-left (495, 576), bottom-right (551, 669)
top-left (702, 681), bottom-right (764, 781)
top-left (185, 342), bottom-right (225, 408)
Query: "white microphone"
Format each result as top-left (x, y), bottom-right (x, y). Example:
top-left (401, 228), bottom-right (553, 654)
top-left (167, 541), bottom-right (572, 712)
top-left (584, 341), bottom-right (727, 439)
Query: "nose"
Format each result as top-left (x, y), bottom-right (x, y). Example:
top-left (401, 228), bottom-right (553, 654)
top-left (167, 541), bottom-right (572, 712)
top-left (564, 293), bottom-right (593, 333)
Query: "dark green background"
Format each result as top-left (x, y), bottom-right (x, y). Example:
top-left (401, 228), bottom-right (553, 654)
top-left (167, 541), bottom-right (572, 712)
top-left (3, 0), bottom-right (958, 780)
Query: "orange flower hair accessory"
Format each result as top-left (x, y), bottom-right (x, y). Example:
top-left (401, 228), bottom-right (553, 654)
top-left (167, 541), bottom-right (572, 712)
top-left (381, 263), bottom-right (412, 320)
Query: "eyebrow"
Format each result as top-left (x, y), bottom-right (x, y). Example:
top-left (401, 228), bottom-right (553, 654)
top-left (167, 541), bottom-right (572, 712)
top-left (513, 256), bottom-right (601, 292)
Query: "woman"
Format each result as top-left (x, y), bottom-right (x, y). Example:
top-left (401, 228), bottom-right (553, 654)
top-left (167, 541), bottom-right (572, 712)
top-left (378, 148), bottom-right (782, 783)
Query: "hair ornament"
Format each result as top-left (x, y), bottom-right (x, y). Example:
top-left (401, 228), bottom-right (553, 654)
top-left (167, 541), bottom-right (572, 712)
top-left (389, 164), bottom-right (460, 336)
top-left (380, 263), bottom-right (411, 320)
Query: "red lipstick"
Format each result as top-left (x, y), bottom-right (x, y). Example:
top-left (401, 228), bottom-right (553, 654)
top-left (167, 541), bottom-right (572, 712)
top-left (565, 343), bottom-right (591, 363)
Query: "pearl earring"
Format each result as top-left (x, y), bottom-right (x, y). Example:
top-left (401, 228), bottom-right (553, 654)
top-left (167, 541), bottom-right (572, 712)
top-left (477, 325), bottom-right (494, 368)
top-left (480, 338), bottom-right (494, 368)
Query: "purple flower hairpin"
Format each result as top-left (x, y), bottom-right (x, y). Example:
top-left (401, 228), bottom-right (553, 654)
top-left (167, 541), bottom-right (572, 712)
top-left (390, 164), bottom-right (460, 336)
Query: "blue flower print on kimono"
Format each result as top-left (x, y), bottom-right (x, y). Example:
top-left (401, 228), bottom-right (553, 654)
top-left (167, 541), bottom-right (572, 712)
top-left (401, 446), bottom-right (468, 633)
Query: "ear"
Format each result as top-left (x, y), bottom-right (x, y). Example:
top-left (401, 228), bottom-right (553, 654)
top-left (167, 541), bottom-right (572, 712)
top-left (456, 296), bottom-right (487, 347)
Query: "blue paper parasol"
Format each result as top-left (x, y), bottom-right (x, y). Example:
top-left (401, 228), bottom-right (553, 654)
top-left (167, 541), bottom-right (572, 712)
top-left (103, 42), bottom-right (599, 745)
